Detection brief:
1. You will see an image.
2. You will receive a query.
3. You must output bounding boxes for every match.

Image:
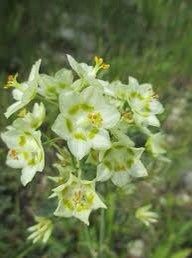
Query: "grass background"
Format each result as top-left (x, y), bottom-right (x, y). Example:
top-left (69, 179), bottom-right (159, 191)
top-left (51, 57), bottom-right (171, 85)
top-left (0, 0), bottom-right (192, 257)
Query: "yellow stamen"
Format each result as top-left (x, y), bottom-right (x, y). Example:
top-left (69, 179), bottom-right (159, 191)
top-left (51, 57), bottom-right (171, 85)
top-left (4, 73), bottom-right (18, 89)
top-left (94, 56), bottom-right (110, 71)
top-left (18, 108), bottom-right (27, 117)
top-left (101, 63), bottom-right (110, 70)
top-left (88, 111), bottom-right (103, 127)
top-left (122, 111), bottom-right (134, 123)
top-left (9, 149), bottom-right (18, 160)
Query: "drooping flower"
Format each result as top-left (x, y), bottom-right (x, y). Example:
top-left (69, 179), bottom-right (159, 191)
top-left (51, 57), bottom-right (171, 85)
top-left (28, 216), bottom-right (53, 244)
top-left (135, 205), bottom-right (158, 226)
top-left (145, 133), bottom-right (166, 157)
top-left (1, 126), bottom-right (44, 186)
top-left (127, 77), bottom-right (164, 127)
top-left (50, 174), bottom-right (106, 225)
top-left (5, 60), bottom-right (41, 118)
top-left (97, 142), bottom-right (147, 187)
top-left (38, 68), bottom-right (73, 100)
top-left (52, 86), bottom-right (120, 160)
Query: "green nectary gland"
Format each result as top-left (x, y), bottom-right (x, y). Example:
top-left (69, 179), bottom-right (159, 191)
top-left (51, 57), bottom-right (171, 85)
top-left (66, 113), bottom-right (101, 141)
top-left (15, 133), bottom-right (42, 166)
top-left (66, 119), bottom-right (73, 132)
top-left (68, 103), bottom-right (94, 115)
top-left (19, 135), bottom-right (26, 146)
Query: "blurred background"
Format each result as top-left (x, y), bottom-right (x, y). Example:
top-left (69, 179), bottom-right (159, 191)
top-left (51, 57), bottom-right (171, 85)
top-left (0, 0), bottom-right (192, 257)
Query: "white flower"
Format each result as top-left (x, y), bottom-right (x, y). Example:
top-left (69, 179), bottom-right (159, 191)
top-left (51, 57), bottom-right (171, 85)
top-left (5, 60), bottom-right (41, 118)
top-left (127, 77), bottom-right (164, 127)
top-left (103, 80), bottom-right (128, 99)
top-left (67, 55), bottom-right (110, 90)
top-left (52, 86), bottom-right (120, 160)
top-left (145, 133), bottom-right (166, 157)
top-left (101, 80), bottom-right (129, 109)
top-left (1, 126), bottom-right (44, 186)
top-left (13, 102), bottom-right (45, 131)
top-left (28, 217), bottom-right (53, 244)
top-left (50, 174), bottom-right (106, 225)
top-left (38, 68), bottom-right (73, 100)
top-left (135, 205), bottom-right (158, 226)
top-left (97, 143), bottom-right (147, 187)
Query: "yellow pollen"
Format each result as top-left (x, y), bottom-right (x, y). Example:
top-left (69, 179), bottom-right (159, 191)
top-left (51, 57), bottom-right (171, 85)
top-left (18, 108), bottom-right (27, 117)
top-left (94, 56), bottom-right (110, 71)
top-left (88, 112), bottom-right (103, 127)
top-left (9, 149), bottom-right (18, 160)
top-left (122, 112), bottom-right (133, 123)
top-left (4, 73), bottom-right (18, 89)
top-left (73, 190), bottom-right (83, 205)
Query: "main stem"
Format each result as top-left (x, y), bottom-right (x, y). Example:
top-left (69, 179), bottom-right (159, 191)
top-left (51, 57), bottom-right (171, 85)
top-left (98, 209), bottom-right (105, 257)
top-left (76, 159), bottom-right (82, 179)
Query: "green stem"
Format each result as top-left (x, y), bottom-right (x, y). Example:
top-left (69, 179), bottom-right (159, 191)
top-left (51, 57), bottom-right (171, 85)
top-left (36, 94), bottom-right (58, 107)
top-left (76, 159), bottom-right (82, 179)
top-left (98, 209), bottom-right (105, 257)
top-left (43, 137), bottom-right (61, 146)
top-left (84, 227), bottom-right (95, 258)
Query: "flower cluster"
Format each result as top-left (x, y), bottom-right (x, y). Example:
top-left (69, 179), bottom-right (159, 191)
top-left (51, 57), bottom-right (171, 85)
top-left (2, 55), bottom-right (165, 243)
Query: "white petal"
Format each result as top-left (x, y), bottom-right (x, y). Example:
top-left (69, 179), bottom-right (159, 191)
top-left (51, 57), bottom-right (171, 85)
top-left (21, 167), bottom-right (38, 186)
top-left (132, 147), bottom-right (144, 160)
top-left (139, 83), bottom-right (153, 96)
top-left (5, 101), bottom-right (23, 118)
top-left (52, 114), bottom-right (71, 140)
top-left (59, 90), bottom-right (80, 114)
top-left (1, 129), bottom-right (20, 148)
top-left (81, 86), bottom-right (104, 106)
top-left (5, 82), bottom-right (37, 118)
top-left (55, 68), bottom-right (73, 85)
top-left (54, 200), bottom-right (72, 217)
top-left (111, 172), bottom-right (131, 187)
top-left (66, 54), bottom-right (85, 78)
top-left (28, 59), bottom-right (41, 81)
top-left (42, 228), bottom-right (52, 243)
top-left (129, 76), bottom-right (139, 86)
top-left (22, 81), bottom-right (37, 104)
top-left (6, 154), bottom-right (26, 169)
top-left (134, 113), bottom-right (160, 127)
top-left (12, 89), bottom-right (23, 101)
top-left (38, 74), bottom-right (58, 99)
top-left (91, 129), bottom-right (111, 150)
top-left (74, 210), bottom-right (91, 225)
top-left (92, 194), bottom-right (107, 210)
top-left (96, 163), bottom-right (112, 182)
top-left (146, 115), bottom-right (160, 127)
top-left (68, 139), bottom-right (91, 160)
top-left (99, 105), bottom-right (120, 128)
top-left (130, 161), bottom-right (148, 178)
top-left (31, 102), bottom-right (45, 128)
top-left (100, 80), bottom-right (114, 96)
top-left (150, 99), bottom-right (164, 114)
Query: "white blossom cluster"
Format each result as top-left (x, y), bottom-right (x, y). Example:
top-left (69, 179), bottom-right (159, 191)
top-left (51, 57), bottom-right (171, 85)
top-left (1, 55), bottom-right (165, 243)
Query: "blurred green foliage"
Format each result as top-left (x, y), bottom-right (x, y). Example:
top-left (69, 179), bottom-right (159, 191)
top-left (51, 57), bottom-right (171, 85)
top-left (0, 0), bottom-right (192, 257)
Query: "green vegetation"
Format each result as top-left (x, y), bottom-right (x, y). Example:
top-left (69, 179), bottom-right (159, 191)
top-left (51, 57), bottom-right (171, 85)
top-left (0, 0), bottom-right (192, 257)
